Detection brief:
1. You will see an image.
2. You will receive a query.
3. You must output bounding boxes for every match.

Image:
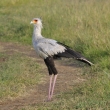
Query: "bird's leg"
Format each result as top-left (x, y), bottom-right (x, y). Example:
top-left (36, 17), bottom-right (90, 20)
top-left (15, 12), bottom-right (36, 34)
top-left (48, 75), bottom-right (53, 101)
top-left (50, 74), bottom-right (58, 99)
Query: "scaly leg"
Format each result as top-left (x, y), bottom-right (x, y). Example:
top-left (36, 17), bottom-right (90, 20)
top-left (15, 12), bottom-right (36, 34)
top-left (47, 74), bottom-right (58, 101)
top-left (50, 74), bottom-right (58, 99)
top-left (48, 75), bottom-right (53, 101)
top-left (44, 57), bottom-right (58, 101)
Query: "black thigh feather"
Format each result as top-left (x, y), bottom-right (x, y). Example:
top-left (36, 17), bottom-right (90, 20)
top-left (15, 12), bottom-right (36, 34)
top-left (44, 57), bottom-right (58, 75)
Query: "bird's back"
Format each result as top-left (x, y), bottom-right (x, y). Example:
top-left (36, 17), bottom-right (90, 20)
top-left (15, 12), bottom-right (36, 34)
top-left (33, 37), bottom-right (66, 59)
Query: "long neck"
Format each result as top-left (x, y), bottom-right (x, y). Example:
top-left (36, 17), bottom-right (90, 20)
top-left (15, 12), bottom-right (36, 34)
top-left (33, 25), bottom-right (43, 39)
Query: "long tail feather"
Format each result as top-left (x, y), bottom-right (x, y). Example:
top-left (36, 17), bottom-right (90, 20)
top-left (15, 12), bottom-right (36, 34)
top-left (55, 42), bottom-right (93, 66)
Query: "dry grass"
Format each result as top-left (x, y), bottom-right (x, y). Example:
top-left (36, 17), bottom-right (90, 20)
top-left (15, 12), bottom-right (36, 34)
top-left (0, 0), bottom-right (110, 109)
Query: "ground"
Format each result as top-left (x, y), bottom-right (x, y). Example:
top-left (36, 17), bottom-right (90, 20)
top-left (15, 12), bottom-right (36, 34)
top-left (0, 42), bottom-right (86, 110)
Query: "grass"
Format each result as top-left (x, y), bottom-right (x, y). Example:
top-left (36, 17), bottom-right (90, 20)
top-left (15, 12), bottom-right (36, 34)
top-left (17, 73), bottom-right (110, 110)
top-left (0, 53), bottom-right (42, 101)
top-left (0, 0), bottom-right (110, 109)
top-left (20, 73), bottom-right (110, 110)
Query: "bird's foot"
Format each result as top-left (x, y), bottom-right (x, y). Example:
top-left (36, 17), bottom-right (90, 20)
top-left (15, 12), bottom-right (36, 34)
top-left (43, 96), bottom-right (52, 102)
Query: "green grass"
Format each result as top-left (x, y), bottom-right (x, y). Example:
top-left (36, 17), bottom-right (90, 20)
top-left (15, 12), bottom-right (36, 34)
top-left (0, 0), bottom-right (110, 109)
top-left (17, 72), bottom-right (110, 110)
top-left (0, 53), bottom-right (42, 101)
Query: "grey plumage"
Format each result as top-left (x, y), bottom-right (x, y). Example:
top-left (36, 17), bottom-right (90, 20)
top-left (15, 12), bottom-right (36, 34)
top-left (30, 18), bottom-right (93, 101)
top-left (33, 38), bottom-right (66, 59)
top-left (31, 18), bottom-right (66, 59)
top-left (31, 18), bottom-right (93, 66)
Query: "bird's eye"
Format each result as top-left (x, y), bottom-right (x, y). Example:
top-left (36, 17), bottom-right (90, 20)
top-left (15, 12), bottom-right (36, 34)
top-left (34, 20), bottom-right (38, 22)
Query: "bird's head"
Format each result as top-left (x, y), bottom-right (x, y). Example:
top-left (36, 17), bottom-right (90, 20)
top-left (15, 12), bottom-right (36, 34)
top-left (30, 18), bottom-right (43, 28)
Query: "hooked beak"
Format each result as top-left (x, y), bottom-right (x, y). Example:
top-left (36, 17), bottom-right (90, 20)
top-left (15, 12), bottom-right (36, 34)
top-left (30, 21), bottom-right (34, 24)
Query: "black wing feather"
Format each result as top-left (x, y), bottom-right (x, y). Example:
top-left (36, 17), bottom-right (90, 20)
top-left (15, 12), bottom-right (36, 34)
top-left (54, 42), bottom-right (93, 66)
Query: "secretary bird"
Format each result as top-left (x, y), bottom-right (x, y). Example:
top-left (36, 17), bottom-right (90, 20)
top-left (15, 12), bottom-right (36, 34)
top-left (30, 18), bottom-right (93, 101)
